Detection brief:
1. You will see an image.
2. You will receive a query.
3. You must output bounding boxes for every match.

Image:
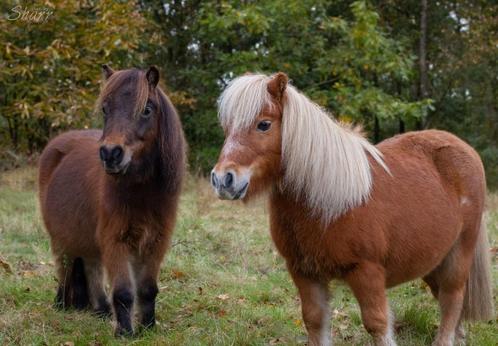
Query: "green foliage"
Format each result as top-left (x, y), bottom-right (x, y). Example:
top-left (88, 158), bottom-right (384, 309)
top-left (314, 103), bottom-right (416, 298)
top-left (143, 0), bottom-right (429, 172)
top-left (0, 0), bottom-right (151, 151)
top-left (316, 2), bottom-right (434, 124)
top-left (372, 0), bottom-right (498, 187)
top-left (0, 0), bottom-right (496, 187)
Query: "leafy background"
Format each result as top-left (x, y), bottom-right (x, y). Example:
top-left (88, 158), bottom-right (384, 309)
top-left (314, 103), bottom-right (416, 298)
top-left (0, 0), bottom-right (497, 186)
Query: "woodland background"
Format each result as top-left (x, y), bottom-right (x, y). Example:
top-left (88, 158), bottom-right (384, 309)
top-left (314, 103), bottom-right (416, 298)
top-left (1, 0), bottom-right (497, 186)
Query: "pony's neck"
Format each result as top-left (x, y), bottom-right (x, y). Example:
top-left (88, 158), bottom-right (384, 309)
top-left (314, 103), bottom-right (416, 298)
top-left (280, 86), bottom-right (388, 224)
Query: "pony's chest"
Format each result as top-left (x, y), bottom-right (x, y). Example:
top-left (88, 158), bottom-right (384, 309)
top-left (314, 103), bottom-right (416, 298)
top-left (269, 214), bottom-right (339, 279)
top-left (121, 220), bottom-right (163, 254)
top-left (268, 193), bottom-right (358, 279)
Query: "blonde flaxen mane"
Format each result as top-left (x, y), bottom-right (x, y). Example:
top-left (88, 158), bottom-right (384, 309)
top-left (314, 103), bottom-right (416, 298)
top-left (218, 73), bottom-right (389, 223)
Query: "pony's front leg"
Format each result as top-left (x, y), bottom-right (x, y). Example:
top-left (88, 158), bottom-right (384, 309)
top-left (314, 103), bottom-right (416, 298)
top-left (289, 269), bottom-right (331, 346)
top-left (345, 262), bottom-right (396, 346)
top-left (133, 253), bottom-right (163, 329)
top-left (102, 241), bottom-right (134, 336)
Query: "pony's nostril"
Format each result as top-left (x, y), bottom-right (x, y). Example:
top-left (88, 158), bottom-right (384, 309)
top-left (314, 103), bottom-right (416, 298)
top-left (224, 172), bottom-right (234, 188)
top-left (99, 146), bottom-right (108, 161)
top-left (211, 171), bottom-right (218, 188)
top-left (111, 146), bottom-right (124, 163)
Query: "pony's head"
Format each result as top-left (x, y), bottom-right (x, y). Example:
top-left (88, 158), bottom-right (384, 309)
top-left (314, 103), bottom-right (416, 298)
top-left (211, 73), bottom-right (288, 200)
top-left (96, 65), bottom-right (171, 176)
top-left (212, 72), bottom-right (388, 223)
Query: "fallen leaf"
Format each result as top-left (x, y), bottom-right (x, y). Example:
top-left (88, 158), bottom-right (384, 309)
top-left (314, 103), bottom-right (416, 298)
top-left (22, 270), bottom-right (37, 278)
top-left (0, 257), bottom-right (13, 274)
top-left (171, 269), bottom-right (185, 279)
top-left (217, 294), bottom-right (230, 301)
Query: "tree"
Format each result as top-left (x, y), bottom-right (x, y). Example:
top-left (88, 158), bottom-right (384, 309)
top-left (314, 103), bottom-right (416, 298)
top-left (142, 0), bottom-right (429, 171)
top-left (0, 0), bottom-right (152, 151)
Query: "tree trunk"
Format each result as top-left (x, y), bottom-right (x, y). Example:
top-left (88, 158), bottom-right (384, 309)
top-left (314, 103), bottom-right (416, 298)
top-left (374, 116), bottom-right (380, 143)
top-left (399, 118), bottom-right (405, 133)
top-left (417, 0), bottom-right (429, 130)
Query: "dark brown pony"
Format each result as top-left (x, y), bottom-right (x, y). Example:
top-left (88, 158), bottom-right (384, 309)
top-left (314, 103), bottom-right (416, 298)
top-left (38, 65), bottom-right (185, 336)
top-left (211, 72), bottom-right (494, 346)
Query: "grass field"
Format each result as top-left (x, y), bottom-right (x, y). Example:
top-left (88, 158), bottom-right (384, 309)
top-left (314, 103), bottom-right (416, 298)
top-left (0, 167), bottom-right (496, 346)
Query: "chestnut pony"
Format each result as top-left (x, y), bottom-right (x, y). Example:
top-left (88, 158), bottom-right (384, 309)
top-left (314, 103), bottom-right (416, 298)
top-left (211, 73), bottom-right (494, 346)
top-left (38, 66), bottom-right (185, 335)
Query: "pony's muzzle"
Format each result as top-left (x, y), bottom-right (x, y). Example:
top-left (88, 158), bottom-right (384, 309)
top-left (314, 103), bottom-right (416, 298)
top-left (211, 169), bottom-right (249, 200)
top-left (99, 144), bottom-right (129, 174)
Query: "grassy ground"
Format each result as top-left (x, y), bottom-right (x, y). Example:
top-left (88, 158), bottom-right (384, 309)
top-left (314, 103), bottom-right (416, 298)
top-left (0, 167), bottom-right (496, 346)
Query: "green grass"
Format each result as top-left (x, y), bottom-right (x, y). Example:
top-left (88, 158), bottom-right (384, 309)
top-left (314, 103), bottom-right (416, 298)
top-left (0, 167), bottom-right (497, 345)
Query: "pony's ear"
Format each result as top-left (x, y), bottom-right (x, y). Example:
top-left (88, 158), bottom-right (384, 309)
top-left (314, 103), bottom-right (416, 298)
top-left (146, 66), bottom-right (160, 88)
top-left (102, 64), bottom-right (114, 79)
top-left (267, 72), bottom-right (288, 101)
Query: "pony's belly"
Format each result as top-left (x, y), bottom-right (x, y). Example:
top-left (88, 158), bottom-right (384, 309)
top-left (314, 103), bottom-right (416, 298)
top-left (384, 220), bottom-right (463, 287)
top-left (42, 156), bottom-right (100, 258)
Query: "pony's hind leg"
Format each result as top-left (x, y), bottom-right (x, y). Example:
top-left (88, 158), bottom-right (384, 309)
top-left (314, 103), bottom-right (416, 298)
top-left (345, 261), bottom-right (396, 346)
top-left (424, 273), bottom-right (465, 345)
top-left (53, 254), bottom-right (89, 310)
top-left (84, 258), bottom-right (111, 317)
top-left (70, 257), bottom-right (89, 309)
top-left (428, 241), bottom-right (473, 346)
top-left (433, 285), bottom-right (465, 346)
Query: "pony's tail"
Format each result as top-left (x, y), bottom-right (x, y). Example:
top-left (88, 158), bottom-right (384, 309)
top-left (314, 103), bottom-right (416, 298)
top-left (462, 217), bottom-right (495, 320)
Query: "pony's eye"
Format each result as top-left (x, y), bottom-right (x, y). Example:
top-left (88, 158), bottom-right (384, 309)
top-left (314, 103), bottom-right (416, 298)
top-left (256, 120), bottom-right (271, 132)
top-left (142, 106), bottom-right (152, 118)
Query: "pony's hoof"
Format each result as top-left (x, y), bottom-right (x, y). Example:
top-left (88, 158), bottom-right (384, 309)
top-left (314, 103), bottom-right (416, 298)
top-left (94, 308), bottom-right (112, 319)
top-left (114, 326), bottom-right (134, 338)
top-left (135, 320), bottom-right (156, 336)
top-left (455, 325), bottom-right (466, 345)
top-left (94, 301), bottom-right (112, 319)
top-left (139, 317), bottom-right (156, 330)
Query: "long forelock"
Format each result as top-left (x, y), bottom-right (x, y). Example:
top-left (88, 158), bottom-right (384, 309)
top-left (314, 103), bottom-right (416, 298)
top-left (218, 74), bottom-right (275, 131)
top-left (95, 69), bottom-right (150, 118)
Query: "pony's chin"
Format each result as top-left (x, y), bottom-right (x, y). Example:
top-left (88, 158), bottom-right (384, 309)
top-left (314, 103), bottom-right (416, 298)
top-left (215, 182), bottom-right (249, 201)
top-left (104, 161), bottom-right (131, 176)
